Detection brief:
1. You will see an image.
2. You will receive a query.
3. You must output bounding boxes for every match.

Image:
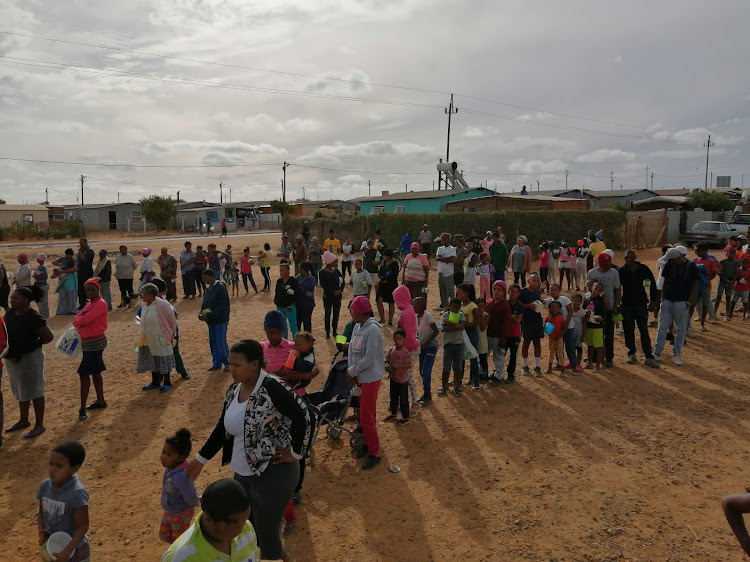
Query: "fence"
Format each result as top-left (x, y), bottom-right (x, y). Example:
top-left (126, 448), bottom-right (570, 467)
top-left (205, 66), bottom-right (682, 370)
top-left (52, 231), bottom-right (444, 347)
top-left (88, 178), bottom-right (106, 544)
top-left (624, 210), bottom-right (666, 249)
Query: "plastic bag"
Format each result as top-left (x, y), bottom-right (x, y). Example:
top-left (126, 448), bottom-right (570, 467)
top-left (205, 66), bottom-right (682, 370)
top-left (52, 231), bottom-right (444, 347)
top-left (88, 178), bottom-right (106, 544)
top-left (462, 331), bottom-right (478, 360)
top-left (55, 327), bottom-right (82, 358)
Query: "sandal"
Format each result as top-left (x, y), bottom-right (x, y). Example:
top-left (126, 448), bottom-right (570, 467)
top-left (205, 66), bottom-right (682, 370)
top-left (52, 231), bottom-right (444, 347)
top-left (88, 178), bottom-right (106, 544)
top-left (23, 427), bottom-right (46, 439)
top-left (142, 383), bottom-right (160, 391)
top-left (5, 421), bottom-right (31, 433)
top-left (86, 402), bottom-right (108, 410)
top-left (282, 518), bottom-right (297, 535)
top-left (159, 385), bottom-right (172, 393)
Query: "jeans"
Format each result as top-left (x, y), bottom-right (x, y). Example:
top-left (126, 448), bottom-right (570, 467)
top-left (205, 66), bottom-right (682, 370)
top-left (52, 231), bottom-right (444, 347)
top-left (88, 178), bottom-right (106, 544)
top-left (505, 336), bottom-right (520, 377)
top-left (277, 305), bottom-right (298, 339)
top-left (208, 323), bottom-right (230, 368)
top-left (622, 304), bottom-right (653, 358)
top-left (487, 336), bottom-right (505, 378)
top-left (465, 325), bottom-right (480, 387)
top-left (493, 270), bottom-right (506, 283)
top-left (603, 309), bottom-right (615, 362)
top-left (100, 281), bottom-right (112, 311)
top-left (563, 328), bottom-right (579, 368)
top-left (359, 380), bottom-right (381, 457)
top-left (654, 300), bottom-right (689, 357)
top-left (323, 296), bottom-right (341, 335)
top-left (182, 270), bottom-right (196, 297)
top-left (419, 345), bottom-right (437, 395)
top-left (438, 273), bottom-right (455, 308)
top-left (389, 379), bottom-right (409, 418)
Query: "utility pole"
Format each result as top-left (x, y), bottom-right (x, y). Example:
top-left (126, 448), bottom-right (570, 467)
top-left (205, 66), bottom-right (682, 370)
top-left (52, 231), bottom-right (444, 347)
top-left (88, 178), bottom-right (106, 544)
top-left (610, 170), bottom-right (614, 191)
top-left (536, 180), bottom-right (540, 191)
top-left (368, 179), bottom-right (371, 196)
top-left (302, 186), bottom-right (306, 201)
top-left (117, 192), bottom-right (120, 204)
top-left (219, 181), bottom-right (223, 203)
top-left (282, 161), bottom-right (289, 202)
top-left (650, 173), bottom-right (654, 190)
top-left (229, 187), bottom-right (232, 203)
top-left (704, 135), bottom-right (714, 189)
top-left (565, 169), bottom-right (570, 190)
top-left (176, 190), bottom-right (180, 205)
top-left (405, 183), bottom-right (408, 193)
top-left (444, 94), bottom-right (457, 190)
top-left (44, 188), bottom-right (48, 204)
top-left (645, 166), bottom-right (649, 190)
top-left (80, 175), bottom-right (85, 205)
top-left (438, 158), bottom-right (443, 190)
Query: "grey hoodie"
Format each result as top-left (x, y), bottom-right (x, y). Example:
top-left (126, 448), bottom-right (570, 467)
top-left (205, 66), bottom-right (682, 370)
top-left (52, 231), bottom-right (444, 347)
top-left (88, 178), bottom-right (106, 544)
top-left (346, 316), bottom-right (384, 384)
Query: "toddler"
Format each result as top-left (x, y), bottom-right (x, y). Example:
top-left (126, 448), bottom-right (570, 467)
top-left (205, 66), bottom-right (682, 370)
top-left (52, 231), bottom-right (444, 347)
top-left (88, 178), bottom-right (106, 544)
top-left (584, 282), bottom-right (608, 371)
top-left (160, 429), bottom-right (200, 543)
top-left (568, 294), bottom-right (587, 372)
top-left (229, 266), bottom-right (240, 297)
top-left (439, 298), bottom-right (467, 396)
top-left (383, 329), bottom-right (413, 425)
top-left (544, 301), bottom-right (566, 375)
top-left (37, 441), bottom-right (90, 562)
top-left (477, 253), bottom-right (493, 301)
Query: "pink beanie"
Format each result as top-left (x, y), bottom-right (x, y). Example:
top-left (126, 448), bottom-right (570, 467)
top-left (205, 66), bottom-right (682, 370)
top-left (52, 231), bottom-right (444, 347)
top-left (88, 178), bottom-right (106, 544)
top-left (350, 296), bottom-right (372, 315)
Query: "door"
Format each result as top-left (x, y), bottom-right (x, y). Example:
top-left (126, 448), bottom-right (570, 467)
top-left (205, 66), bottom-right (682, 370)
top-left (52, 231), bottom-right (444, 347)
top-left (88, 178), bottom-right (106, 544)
top-left (109, 211), bottom-right (117, 230)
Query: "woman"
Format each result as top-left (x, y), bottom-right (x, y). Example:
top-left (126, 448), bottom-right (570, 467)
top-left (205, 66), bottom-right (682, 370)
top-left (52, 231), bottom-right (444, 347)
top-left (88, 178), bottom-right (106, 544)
top-left (318, 251), bottom-right (344, 339)
top-left (376, 249), bottom-right (400, 326)
top-left (3, 286), bottom-right (54, 439)
top-left (157, 247), bottom-right (178, 302)
top-left (558, 241), bottom-right (574, 291)
top-left (507, 235), bottom-right (532, 288)
top-left (240, 247), bottom-right (259, 294)
top-left (13, 253), bottom-right (32, 289)
top-left (340, 235), bottom-right (355, 282)
top-left (401, 242), bottom-right (430, 301)
top-left (274, 262), bottom-right (298, 339)
top-left (73, 278), bottom-right (108, 421)
top-left (52, 249), bottom-right (78, 315)
top-left (457, 283), bottom-right (482, 391)
top-left (94, 249), bottom-right (113, 311)
top-left (295, 262), bottom-right (316, 332)
top-left (258, 244), bottom-right (271, 292)
top-left (136, 283), bottom-right (177, 393)
top-left (193, 245), bottom-right (207, 297)
top-left (0, 257), bottom-right (10, 311)
top-left (575, 239), bottom-right (589, 291)
top-left (186, 339), bottom-right (314, 562)
top-left (308, 236), bottom-right (323, 281)
top-left (138, 248), bottom-right (156, 292)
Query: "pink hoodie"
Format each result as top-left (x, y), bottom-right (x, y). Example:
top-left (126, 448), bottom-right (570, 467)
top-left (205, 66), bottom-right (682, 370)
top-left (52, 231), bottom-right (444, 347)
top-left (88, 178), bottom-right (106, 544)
top-left (393, 285), bottom-right (419, 352)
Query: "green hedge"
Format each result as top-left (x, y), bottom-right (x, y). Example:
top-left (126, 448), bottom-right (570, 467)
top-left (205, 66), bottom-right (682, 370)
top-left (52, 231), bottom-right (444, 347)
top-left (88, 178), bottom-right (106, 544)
top-left (282, 210), bottom-right (626, 250)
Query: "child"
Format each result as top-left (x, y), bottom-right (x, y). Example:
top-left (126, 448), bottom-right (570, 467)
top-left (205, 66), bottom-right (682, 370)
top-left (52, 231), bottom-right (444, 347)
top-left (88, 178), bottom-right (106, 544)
top-left (476, 297), bottom-right (489, 379)
top-left (438, 298), bottom-right (467, 396)
top-left (729, 256), bottom-right (750, 320)
top-left (464, 241), bottom-right (478, 290)
top-left (280, 331), bottom-right (317, 395)
top-left (33, 253), bottom-right (50, 319)
top-left (542, 284), bottom-right (573, 368)
top-left (229, 265), bottom-right (240, 297)
top-left (161, 478), bottom-right (259, 561)
top-left (349, 258), bottom-right (373, 297)
top-left (477, 253), bottom-right (493, 301)
top-left (568, 294), bottom-right (587, 372)
top-left (504, 284), bottom-right (524, 383)
top-left (37, 441), bottom-right (90, 562)
top-left (240, 247), bottom-right (259, 294)
top-left (457, 283), bottom-right (481, 390)
top-left (544, 301), bottom-right (566, 375)
top-left (160, 429), bottom-right (200, 543)
top-left (584, 282), bottom-right (608, 372)
top-left (383, 329), bottom-right (413, 425)
top-left (259, 244), bottom-right (271, 292)
top-left (413, 296), bottom-right (439, 405)
top-left (486, 281), bottom-right (511, 386)
top-left (223, 244), bottom-right (234, 283)
top-left (538, 243), bottom-right (550, 291)
top-left (519, 273), bottom-right (544, 377)
top-left (148, 279), bottom-right (191, 381)
top-left (393, 285), bottom-right (421, 414)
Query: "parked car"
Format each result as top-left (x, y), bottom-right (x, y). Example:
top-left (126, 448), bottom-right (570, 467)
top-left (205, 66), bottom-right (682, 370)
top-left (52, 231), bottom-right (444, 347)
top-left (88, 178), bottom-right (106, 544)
top-left (684, 221), bottom-right (736, 248)
top-left (727, 214), bottom-right (750, 236)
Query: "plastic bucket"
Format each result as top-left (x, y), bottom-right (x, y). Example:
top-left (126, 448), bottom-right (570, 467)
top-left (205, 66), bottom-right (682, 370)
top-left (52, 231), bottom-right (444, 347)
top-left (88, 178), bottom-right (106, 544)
top-left (335, 335), bottom-right (347, 344)
top-left (41, 532), bottom-right (72, 561)
top-left (448, 312), bottom-right (461, 324)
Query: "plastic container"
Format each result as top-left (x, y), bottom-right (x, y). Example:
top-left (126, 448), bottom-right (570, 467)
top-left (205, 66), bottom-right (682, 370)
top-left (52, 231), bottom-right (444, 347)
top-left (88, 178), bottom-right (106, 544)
top-left (533, 300), bottom-right (545, 314)
top-left (448, 312), bottom-right (461, 324)
top-left (612, 313), bottom-right (624, 323)
top-left (544, 322), bottom-right (555, 335)
top-left (41, 532), bottom-right (72, 561)
top-left (351, 386), bottom-right (362, 397)
top-left (335, 335), bottom-right (347, 344)
top-left (284, 350), bottom-right (298, 370)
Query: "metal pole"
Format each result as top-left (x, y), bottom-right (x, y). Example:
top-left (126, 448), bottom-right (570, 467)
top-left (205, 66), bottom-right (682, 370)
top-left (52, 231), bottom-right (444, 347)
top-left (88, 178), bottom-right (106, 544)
top-left (80, 174), bottom-right (85, 205)
top-left (610, 170), bottom-right (614, 191)
top-left (219, 182), bottom-right (223, 203)
top-left (645, 165), bottom-right (649, 190)
top-left (368, 179), bottom-right (371, 196)
top-left (445, 94), bottom-right (457, 169)
top-left (704, 135), bottom-right (714, 189)
top-left (282, 161), bottom-right (288, 202)
top-left (650, 173), bottom-right (654, 190)
top-left (565, 170), bottom-right (569, 190)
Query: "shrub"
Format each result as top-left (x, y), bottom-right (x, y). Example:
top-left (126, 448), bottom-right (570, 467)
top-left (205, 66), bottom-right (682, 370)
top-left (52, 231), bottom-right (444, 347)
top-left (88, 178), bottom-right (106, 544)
top-left (685, 189), bottom-right (734, 212)
top-left (8, 221), bottom-right (39, 240)
top-left (63, 221), bottom-right (84, 238)
top-left (51, 230), bottom-right (67, 239)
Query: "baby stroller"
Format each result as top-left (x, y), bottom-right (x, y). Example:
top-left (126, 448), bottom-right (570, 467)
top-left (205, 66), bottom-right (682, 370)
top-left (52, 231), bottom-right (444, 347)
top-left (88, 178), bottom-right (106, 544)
top-left (307, 353), bottom-right (367, 458)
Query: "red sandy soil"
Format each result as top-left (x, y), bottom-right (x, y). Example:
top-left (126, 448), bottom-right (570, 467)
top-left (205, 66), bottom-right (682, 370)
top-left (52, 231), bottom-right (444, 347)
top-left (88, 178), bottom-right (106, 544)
top-left (0, 235), bottom-right (748, 561)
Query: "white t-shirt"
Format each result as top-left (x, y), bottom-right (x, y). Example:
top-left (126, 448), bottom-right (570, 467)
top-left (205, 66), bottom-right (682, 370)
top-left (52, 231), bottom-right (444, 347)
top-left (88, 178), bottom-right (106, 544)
top-left (417, 311), bottom-right (438, 348)
top-left (436, 245), bottom-right (456, 277)
top-left (543, 295), bottom-right (572, 320)
top-left (226, 387), bottom-right (252, 477)
top-left (341, 243), bottom-right (355, 262)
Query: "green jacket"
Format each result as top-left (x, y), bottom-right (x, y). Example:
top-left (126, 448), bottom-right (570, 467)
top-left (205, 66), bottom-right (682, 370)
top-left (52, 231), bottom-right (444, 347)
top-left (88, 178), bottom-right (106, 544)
top-left (489, 241), bottom-right (508, 272)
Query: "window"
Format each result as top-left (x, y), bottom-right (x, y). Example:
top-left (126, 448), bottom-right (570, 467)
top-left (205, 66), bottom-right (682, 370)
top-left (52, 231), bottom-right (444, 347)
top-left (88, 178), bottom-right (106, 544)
top-left (370, 206), bottom-right (385, 215)
top-left (394, 205), bottom-right (405, 213)
top-left (131, 210), bottom-right (142, 223)
top-left (22, 214), bottom-right (34, 223)
top-left (53, 214), bottom-right (65, 221)
top-left (225, 208), bottom-right (234, 218)
top-left (206, 210), bottom-right (219, 221)
top-left (464, 207), bottom-right (476, 213)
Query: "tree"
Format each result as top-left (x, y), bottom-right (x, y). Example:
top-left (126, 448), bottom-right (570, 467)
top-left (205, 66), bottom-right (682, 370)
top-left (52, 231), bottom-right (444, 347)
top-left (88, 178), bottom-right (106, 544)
top-left (685, 189), bottom-right (734, 212)
top-left (270, 199), bottom-right (293, 216)
top-left (0, 199), bottom-right (6, 204)
top-left (140, 195), bottom-right (178, 231)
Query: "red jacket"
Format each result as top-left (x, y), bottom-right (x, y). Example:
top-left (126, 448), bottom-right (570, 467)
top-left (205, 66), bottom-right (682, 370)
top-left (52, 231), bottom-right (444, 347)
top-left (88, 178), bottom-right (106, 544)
top-left (73, 297), bottom-right (108, 341)
top-left (486, 297), bottom-right (511, 347)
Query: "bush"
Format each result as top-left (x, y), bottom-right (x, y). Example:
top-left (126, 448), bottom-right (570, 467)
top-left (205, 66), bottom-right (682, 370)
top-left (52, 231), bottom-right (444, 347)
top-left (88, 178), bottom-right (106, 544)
top-left (63, 221), bottom-right (84, 238)
top-left (8, 221), bottom-right (39, 240)
top-left (686, 189), bottom-right (734, 212)
top-left (51, 230), bottom-right (67, 239)
top-left (0, 226), bottom-right (6, 241)
top-left (282, 210), bottom-right (626, 250)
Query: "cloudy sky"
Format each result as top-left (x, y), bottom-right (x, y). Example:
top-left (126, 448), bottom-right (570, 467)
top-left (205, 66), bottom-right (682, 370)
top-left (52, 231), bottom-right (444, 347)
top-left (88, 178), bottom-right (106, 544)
top-left (1, 0), bottom-right (749, 205)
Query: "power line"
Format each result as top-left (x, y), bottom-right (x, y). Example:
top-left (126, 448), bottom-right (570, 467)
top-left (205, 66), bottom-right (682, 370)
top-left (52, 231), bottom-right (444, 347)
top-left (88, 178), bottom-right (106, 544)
top-left (0, 156), bottom-right (282, 168)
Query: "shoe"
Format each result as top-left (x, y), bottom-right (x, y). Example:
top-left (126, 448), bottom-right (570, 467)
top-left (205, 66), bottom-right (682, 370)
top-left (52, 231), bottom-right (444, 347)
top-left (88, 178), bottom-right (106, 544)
top-left (409, 406), bottom-right (419, 418)
top-left (666, 333), bottom-right (675, 342)
top-left (362, 455), bottom-right (381, 470)
top-left (673, 355), bottom-right (683, 366)
top-left (437, 388), bottom-right (446, 397)
top-left (86, 401), bottom-right (108, 410)
top-left (615, 329), bottom-right (624, 335)
top-left (653, 354), bottom-right (662, 362)
top-left (575, 365), bottom-right (583, 373)
top-left (453, 387), bottom-right (463, 397)
top-left (382, 413), bottom-right (397, 422)
top-left (533, 367), bottom-right (542, 377)
top-left (592, 367), bottom-right (600, 373)
top-left (180, 373), bottom-right (192, 380)
top-left (282, 517), bottom-right (297, 535)
top-left (207, 366), bottom-right (222, 371)
top-left (709, 318), bottom-right (718, 324)
top-left (604, 360), bottom-right (614, 368)
top-left (354, 446), bottom-right (368, 459)
top-left (470, 386), bottom-right (480, 391)
top-left (627, 354), bottom-right (637, 364)
top-left (325, 332), bottom-right (330, 340)
top-left (292, 493), bottom-right (301, 505)
top-left (644, 358), bottom-right (660, 369)
top-left (159, 385), bottom-right (172, 393)
top-left (563, 363), bottom-right (572, 369)
top-left (78, 408), bottom-right (88, 421)
top-left (142, 383), bottom-right (160, 391)
top-left (396, 418), bottom-right (410, 425)
top-left (503, 376), bottom-right (516, 384)
top-left (417, 395), bottom-right (432, 406)
top-left (521, 366), bottom-right (531, 376)
top-left (489, 377), bottom-right (503, 387)
top-left (700, 326), bottom-right (708, 332)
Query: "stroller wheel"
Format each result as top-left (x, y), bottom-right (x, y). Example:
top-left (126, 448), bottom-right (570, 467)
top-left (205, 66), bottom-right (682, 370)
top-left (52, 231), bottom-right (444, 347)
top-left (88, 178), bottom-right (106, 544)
top-left (327, 425), bottom-right (343, 440)
top-left (308, 448), bottom-right (316, 467)
top-left (350, 432), bottom-right (367, 456)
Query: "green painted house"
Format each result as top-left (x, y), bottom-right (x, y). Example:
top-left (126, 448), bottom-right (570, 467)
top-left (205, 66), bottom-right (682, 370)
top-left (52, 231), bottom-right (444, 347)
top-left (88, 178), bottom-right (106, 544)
top-left (356, 187), bottom-right (495, 214)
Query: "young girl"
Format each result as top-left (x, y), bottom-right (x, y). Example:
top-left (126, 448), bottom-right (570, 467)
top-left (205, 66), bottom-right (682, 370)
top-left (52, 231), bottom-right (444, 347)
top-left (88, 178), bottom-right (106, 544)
top-left (477, 253), bottom-right (493, 301)
top-left (584, 282), bottom-right (608, 372)
top-left (222, 244), bottom-right (234, 283)
top-left (383, 329), bottom-right (413, 425)
top-left (548, 242), bottom-right (560, 287)
top-left (575, 240), bottom-right (589, 291)
top-left (240, 247), bottom-right (259, 294)
top-left (229, 265), bottom-right (240, 297)
top-left (567, 294), bottom-right (586, 372)
top-left (159, 429), bottom-right (199, 543)
top-left (538, 243), bottom-right (550, 292)
top-left (258, 244), bottom-right (271, 292)
top-left (558, 242), bottom-right (574, 291)
top-left (504, 284), bottom-right (524, 383)
top-left (457, 283), bottom-right (482, 391)
top-left (476, 297), bottom-right (489, 379)
top-left (544, 301), bottom-right (566, 375)
top-left (439, 298), bottom-right (467, 397)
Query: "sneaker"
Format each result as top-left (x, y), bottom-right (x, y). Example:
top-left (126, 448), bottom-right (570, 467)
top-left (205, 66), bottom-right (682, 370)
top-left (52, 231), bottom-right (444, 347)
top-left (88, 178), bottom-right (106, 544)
top-left (292, 493), bottom-right (301, 505)
top-left (382, 413), bottom-right (397, 422)
top-left (673, 355), bottom-right (683, 366)
top-left (627, 354), bottom-right (637, 364)
top-left (563, 363), bottom-right (572, 369)
top-left (470, 386), bottom-right (480, 392)
top-left (282, 517), bottom-right (297, 535)
top-left (417, 394), bottom-right (432, 406)
top-left (409, 406), bottom-right (419, 418)
top-left (396, 418), bottom-right (410, 426)
top-left (503, 375), bottom-right (516, 384)
top-left (592, 367), bottom-right (600, 373)
top-left (604, 360), bottom-right (614, 368)
top-left (489, 377), bottom-right (503, 387)
top-left (453, 387), bottom-right (463, 397)
top-left (699, 326), bottom-right (708, 332)
top-left (615, 328), bottom-right (624, 335)
top-left (437, 388), bottom-right (447, 397)
top-left (362, 455), bottom-right (381, 470)
top-left (644, 358), bottom-right (660, 369)
top-left (653, 353), bottom-right (662, 362)
top-left (533, 367), bottom-right (542, 377)
top-left (575, 365), bottom-right (583, 373)
top-left (521, 366), bottom-right (531, 376)
top-left (709, 318), bottom-right (718, 324)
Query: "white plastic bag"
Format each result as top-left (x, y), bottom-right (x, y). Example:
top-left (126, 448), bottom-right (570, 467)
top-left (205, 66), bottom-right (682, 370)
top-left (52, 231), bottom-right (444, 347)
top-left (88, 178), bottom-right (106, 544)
top-left (55, 327), bottom-right (82, 358)
top-left (462, 331), bottom-right (478, 360)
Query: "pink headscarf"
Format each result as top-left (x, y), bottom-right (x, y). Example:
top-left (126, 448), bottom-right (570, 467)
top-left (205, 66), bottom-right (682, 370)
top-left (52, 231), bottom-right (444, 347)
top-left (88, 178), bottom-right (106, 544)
top-left (17, 253), bottom-right (29, 264)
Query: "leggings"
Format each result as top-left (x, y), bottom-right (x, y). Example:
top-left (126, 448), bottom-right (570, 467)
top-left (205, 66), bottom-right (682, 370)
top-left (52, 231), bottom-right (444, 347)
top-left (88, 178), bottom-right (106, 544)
top-left (261, 267), bottom-right (271, 291)
top-left (234, 460), bottom-right (299, 559)
top-left (513, 271), bottom-right (526, 288)
top-left (296, 303), bottom-right (314, 332)
top-left (323, 296), bottom-right (341, 335)
top-left (341, 260), bottom-right (352, 281)
top-left (242, 272), bottom-right (258, 293)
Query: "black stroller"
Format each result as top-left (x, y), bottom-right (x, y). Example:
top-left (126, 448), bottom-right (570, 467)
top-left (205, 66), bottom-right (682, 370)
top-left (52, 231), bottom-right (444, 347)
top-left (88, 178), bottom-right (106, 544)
top-left (307, 353), bottom-right (367, 459)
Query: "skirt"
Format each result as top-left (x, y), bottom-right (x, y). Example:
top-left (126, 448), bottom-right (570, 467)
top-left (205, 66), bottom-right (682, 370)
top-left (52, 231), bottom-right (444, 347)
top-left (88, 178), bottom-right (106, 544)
top-left (78, 349), bottom-right (106, 376)
top-left (6, 347), bottom-right (45, 401)
top-left (137, 347), bottom-right (175, 374)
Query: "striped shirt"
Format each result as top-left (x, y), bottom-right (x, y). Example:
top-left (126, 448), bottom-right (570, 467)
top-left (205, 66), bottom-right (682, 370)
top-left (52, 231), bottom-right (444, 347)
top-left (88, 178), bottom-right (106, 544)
top-left (161, 512), bottom-right (259, 562)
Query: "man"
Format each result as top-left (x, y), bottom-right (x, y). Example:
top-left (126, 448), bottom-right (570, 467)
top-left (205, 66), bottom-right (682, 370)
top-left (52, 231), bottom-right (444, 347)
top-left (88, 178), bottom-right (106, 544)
top-left (419, 224), bottom-right (433, 259)
top-left (292, 235), bottom-right (308, 276)
top-left (466, 228), bottom-right (483, 249)
top-left (325, 229), bottom-right (342, 255)
top-left (587, 252), bottom-right (621, 368)
top-left (199, 270), bottom-right (230, 372)
top-left (520, 185), bottom-right (528, 195)
top-left (114, 245), bottom-right (137, 308)
top-left (398, 228), bottom-right (413, 258)
top-left (301, 220), bottom-right (311, 246)
top-left (347, 296), bottom-right (384, 471)
top-left (180, 241), bottom-right (197, 300)
top-left (94, 249), bottom-right (113, 311)
top-left (618, 249), bottom-right (660, 368)
top-left (692, 242), bottom-right (719, 331)
top-left (205, 217), bottom-right (213, 235)
top-left (653, 247), bottom-right (700, 366)
top-left (435, 232), bottom-right (456, 311)
top-left (453, 235), bottom-right (467, 285)
top-left (401, 242), bottom-right (430, 301)
top-left (76, 238), bottom-right (95, 309)
top-left (489, 232), bottom-right (509, 282)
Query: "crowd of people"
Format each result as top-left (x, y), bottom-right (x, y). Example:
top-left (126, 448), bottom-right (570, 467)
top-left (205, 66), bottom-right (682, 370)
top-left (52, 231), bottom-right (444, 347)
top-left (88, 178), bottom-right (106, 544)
top-left (2, 224), bottom-right (750, 561)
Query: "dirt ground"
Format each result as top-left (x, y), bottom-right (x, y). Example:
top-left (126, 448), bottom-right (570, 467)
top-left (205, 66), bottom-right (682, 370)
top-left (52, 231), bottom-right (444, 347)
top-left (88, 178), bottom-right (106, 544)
top-left (1, 232), bottom-right (748, 561)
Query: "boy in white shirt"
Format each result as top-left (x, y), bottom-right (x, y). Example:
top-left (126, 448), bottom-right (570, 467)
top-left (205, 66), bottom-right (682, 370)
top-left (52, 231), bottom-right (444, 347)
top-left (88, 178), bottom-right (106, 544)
top-left (435, 233), bottom-right (456, 311)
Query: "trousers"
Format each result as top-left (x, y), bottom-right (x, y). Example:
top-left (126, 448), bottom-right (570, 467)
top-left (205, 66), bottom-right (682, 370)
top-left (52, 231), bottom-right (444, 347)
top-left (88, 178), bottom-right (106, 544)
top-left (359, 380), bottom-right (381, 457)
top-left (438, 273), bottom-right (455, 308)
top-left (389, 379), bottom-right (409, 418)
top-left (654, 300), bottom-right (689, 357)
top-left (208, 323), bottom-right (229, 368)
top-left (621, 304), bottom-right (653, 358)
top-left (418, 345), bottom-right (437, 395)
top-left (277, 306), bottom-right (298, 339)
